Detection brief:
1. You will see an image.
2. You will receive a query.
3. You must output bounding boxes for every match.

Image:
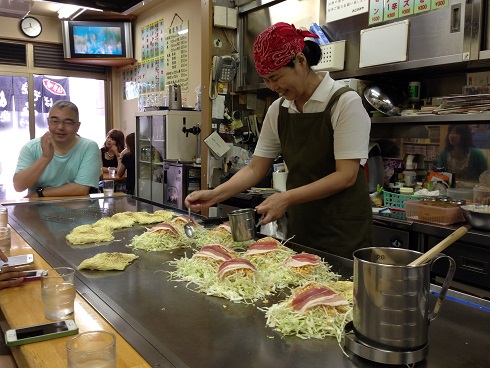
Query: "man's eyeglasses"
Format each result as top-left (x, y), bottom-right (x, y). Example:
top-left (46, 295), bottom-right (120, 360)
top-left (48, 118), bottom-right (79, 126)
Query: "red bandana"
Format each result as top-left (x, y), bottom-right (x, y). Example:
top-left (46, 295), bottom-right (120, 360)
top-left (253, 22), bottom-right (319, 76)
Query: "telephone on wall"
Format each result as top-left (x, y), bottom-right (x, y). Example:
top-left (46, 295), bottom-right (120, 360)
top-left (212, 55), bottom-right (237, 83)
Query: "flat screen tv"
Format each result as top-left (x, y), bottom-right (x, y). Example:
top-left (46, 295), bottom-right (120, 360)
top-left (61, 20), bottom-right (133, 59)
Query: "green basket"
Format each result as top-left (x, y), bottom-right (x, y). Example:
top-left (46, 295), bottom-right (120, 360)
top-left (383, 191), bottom-right (424, 210)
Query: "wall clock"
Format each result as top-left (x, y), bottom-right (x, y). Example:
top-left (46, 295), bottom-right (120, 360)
top-left (20, 16), bottom-right (42, 38)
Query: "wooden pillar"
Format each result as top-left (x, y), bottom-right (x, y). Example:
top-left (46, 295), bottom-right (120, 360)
top-left (200, 0), bottom-right (213, 216)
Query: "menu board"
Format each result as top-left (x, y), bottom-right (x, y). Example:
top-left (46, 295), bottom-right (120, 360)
top-left (165, 21), bottom-right (189, 92)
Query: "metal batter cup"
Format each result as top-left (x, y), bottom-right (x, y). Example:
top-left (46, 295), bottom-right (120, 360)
top-left (352, 247), bottom-right (455, 352)
top-left (228, 208), bottom-right (256, 242)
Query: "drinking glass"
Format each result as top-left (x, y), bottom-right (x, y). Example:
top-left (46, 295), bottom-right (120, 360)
top-left (41, 267), bottom-right (76, 320)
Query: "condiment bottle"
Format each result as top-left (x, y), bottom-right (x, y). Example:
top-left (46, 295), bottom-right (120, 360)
top-left (403, 162), bottom-right (416, 187)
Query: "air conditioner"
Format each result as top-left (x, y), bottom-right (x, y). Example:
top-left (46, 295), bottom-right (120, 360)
top-left (0, 0), bottom-right (34, 19)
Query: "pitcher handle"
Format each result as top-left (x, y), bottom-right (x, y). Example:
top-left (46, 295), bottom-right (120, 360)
top-left (429, 253), bottom-right (456, 321)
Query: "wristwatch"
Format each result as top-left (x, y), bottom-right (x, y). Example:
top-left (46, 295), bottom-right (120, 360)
top-left (36, 187), bottom-right (44, 197)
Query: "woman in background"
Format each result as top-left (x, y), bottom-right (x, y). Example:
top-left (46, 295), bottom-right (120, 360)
top-left (117, 133), bottom-right (135, 195)
top-left (438, 125), bottom-right (487, 182)
top-left (100, 129), bottom-right (125, 173)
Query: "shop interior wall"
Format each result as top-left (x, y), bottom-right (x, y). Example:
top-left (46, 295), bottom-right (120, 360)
top-left (0, 15), bottom-right (62, 43)
top-left (117, 0), bottom-right (202, 137)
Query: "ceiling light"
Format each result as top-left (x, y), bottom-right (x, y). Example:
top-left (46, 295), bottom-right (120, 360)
top-left (57, 4), bottom-right (82, 19)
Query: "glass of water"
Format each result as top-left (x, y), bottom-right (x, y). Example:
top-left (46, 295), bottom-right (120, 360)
top-left (0, 226), bottom-right (11, 254)
top-left (41, 267), bottom-right (76, 320)
top-left (67, 331), bottom-right (116, 368)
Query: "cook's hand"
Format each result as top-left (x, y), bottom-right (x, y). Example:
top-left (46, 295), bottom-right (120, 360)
top-left (40, 132), bottom-right (55, 160)
top-left (0, 266), bottom-right (27, 290)
top-left (255, 192), bottom-right (289, 224)
top-left (185, 190), bottom-right (218, 212)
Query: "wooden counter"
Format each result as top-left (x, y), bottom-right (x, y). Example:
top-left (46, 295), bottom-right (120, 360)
top-left (0, 226), bottom-right (150, 368)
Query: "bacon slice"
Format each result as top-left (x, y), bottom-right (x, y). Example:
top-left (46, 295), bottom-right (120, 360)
top-left (216, 223), bottom-right (231, 233)
top-left (171, 215), bottom-right (198, 226)
top-left (218, 258), bottom-right (256, 279)
top-left (193, 245), bottom-right (232, 263)
top-left (292, 285), bottom-right (348, 312)
top-left (245, 240), bottom-right (280, 255)
top-left (285, 254), bottom-right (320, 268)
top-left (147, 222), bottom-right (179, 234)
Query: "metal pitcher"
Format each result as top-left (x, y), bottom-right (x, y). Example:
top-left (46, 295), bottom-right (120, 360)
top-left (228, 208), bottom-right (256, 242)
top-left (352, 247), bottom-right (456, 352)
top-left (168, 84), bottom-right (182, 110)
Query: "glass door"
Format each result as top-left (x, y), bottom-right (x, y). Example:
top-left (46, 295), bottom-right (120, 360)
top-left (136, 114), bottom-right (165, 204)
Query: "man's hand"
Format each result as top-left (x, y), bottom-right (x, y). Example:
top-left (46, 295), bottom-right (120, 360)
top-left (40, 132), bottom-right (55, 160)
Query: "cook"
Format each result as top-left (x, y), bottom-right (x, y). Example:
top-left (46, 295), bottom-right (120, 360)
top-left (186, 22), bottom-right (373, 258)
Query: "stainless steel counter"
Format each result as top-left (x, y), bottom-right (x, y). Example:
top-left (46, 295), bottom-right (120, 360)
top-left (5, 197), bottom-right (490, 368)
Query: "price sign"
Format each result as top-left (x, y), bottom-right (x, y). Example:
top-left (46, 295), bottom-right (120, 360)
top-left (400, 0), bottom-right (415, 18)
top-left (384, 0), bottom-right (399, 21)
top-left (414, 0), bottom-right (431, 14)
top-left (165, 21), bottom-right (189, 92)
top-left (369, 0), bottom-right (384, 25)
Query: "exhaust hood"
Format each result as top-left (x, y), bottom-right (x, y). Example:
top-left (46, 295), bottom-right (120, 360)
top-left (37, 0), bottom-right (150, 14)
top-left (0, 0), bottom-right (34, 18)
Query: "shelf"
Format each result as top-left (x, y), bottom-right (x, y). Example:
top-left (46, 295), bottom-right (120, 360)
top-left (371, 112), bottom-right (490, 124)
top-left (64, 58), bottom-right (137, 67)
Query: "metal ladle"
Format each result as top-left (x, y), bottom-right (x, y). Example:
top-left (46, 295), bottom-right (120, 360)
top-left (184, 205), bottom-right (195, 238)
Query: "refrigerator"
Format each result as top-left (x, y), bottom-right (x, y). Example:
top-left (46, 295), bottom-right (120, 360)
top-left (164, 161), bottom-right (201, 210)
top-left (135, 110), bottom-right (201, 205)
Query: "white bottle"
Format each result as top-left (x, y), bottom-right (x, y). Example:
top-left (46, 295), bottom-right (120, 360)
top-left (403, 163), bottom-right (417, 187)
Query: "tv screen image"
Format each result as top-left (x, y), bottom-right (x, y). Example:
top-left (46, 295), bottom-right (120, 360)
top-left (73, 25), bottom-right (123, 56)
top-left (62, 20), bottom-right (133, 59)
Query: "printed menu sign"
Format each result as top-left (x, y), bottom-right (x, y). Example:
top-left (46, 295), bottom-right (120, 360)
top-left (165, 21), bottom-right (189, 92)
top-left (326, 0), bottom-right (369, 23)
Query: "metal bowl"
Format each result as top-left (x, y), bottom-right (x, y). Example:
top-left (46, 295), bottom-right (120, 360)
top-left (460, 205), bottom-right (490, 231)
top-left (364, 85), bottom-right (401, 116)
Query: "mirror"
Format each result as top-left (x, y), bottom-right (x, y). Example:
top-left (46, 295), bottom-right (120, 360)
top-left (371, 123), bottom-right (490, 188)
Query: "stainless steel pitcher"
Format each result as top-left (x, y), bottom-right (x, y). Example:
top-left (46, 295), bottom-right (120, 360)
top-left (352, 247), bottom-right (456, 351)
top-left (228, 208), bottom-right (256, 242)
top-left (168, 84), bottom-right (182, 110)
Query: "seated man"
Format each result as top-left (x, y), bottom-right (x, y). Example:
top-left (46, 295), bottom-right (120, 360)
top-left (13, 100), bottom-right (101, 198)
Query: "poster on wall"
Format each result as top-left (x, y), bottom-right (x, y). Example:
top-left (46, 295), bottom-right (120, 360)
top-left (141, 19), bottom-right (165, 62)
top-left (326, 0), bottom-right (369, 23)
top-left (165, 20), bottom-right (189, 92)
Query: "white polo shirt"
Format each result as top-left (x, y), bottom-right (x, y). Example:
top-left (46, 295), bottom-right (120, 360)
top-left (254, 72), bottom-right (371, 164)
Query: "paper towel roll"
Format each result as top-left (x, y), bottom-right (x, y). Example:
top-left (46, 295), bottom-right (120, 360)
top-left (273, 172), bottom-right (288, 192)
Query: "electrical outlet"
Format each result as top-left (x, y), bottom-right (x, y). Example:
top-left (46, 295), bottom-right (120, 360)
top-left (213, 38), bottom-right (222, 48)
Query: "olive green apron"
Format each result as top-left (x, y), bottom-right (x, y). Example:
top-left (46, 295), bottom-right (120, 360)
top-left (277, 86), bottom-right (373, 259)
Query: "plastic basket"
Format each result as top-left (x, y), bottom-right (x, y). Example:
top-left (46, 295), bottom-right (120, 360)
top-left (405, 200), bottom-right (466, 225)
top-left (312, 41), bottom-right (346, 72)
top-left (383, 191), bottom-right (424, 210)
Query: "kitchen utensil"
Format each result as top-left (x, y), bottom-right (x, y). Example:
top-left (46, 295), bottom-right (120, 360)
top-left (184, 206), bottom-right (194, 238)
top-left (352, 247), bottom-right (456, 363)
top-left (228, 208), bottom-right (256, 242)
top-left (461, 205), bottom-right (490, 231)
top-left (364, 85), bottom-right (402, 116)
top-left (408, 226), bottom-right (467, 266)
top-left (168, 84), bottom-right (182, 110)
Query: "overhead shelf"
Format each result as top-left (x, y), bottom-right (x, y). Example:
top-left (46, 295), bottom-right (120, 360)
top-left (371, 112), bottom-right (490, 124)
top-left (64, 58), bottom-right (137, 67)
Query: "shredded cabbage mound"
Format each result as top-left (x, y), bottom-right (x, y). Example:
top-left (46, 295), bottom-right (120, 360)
top-left (130, 231), bottom-right (187, 251)
top-left (168, 256), bottom-right (273, 303)
top-left (262, 259), bottom-right (341, 290)
top-left (259, 281), bottom-right (354, 341)
top-left (193, 229), bottom-right (252, 250)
